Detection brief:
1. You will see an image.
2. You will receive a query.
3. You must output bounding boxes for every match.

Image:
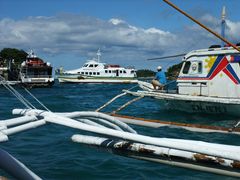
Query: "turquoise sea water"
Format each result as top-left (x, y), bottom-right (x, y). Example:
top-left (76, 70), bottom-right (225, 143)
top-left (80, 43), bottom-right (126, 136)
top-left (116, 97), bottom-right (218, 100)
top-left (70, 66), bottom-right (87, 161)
top-left (0, 83), bottom-right (239, 179)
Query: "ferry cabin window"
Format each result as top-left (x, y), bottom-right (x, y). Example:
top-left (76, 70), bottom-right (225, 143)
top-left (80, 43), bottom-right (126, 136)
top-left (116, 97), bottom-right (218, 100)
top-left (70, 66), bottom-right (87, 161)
top-left (89, 64), bottom-right (94, 67)
top-left (89, 72), bottom-right (92, 75)
top-left (108, 70), bottom-right (111, 73)
top-left (77, 72), bottom-right (80, 74)
top-left (123, 70), bottom-right (126, 73)
top-left (83, 64), bottom-right (88, 67)
top-left (120, 70), bottom-right (122, 73)
top-left (131, 70), bottom-right (135, 74)
top-left (182, 61), bottom-right (191, 74)
top-left (81, 72), bottom-right (84, 74)
top-left (97, 72), bottom-right (100, 75)
top-left (105, 70), bottom-right (108, 73)
top-left (94, 64), bottom-right (98, 67)
top-left (85, 72), bottom-right (88, 75)
top-left (93, 72), bottom-right (96, 75)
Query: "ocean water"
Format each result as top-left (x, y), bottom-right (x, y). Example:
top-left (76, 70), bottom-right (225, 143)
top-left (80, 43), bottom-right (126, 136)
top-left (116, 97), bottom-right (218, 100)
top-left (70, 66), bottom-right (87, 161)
top-left (0, 83), bottom-right (239, 179)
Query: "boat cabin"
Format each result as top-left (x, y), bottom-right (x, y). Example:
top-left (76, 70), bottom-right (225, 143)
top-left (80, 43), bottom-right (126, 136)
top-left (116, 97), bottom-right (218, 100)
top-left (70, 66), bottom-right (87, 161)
top-left (177, 46), bottom-right (240, 98)
top-left (20, 50), bottom-right (54, 87)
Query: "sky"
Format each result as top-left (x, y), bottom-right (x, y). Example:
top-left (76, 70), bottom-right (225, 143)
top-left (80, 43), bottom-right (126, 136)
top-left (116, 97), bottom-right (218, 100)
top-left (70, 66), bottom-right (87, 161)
top-left (0, 0), bottom-right (240, 71)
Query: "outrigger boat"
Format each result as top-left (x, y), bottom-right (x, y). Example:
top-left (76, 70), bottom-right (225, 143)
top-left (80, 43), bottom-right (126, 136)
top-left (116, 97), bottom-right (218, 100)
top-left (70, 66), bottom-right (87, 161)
top-left (123, 1), bottom-right (240, 117)
top-left (56, 49), bottom-right (137, 84)
top-left (125, 46), bottom-right (240, 116)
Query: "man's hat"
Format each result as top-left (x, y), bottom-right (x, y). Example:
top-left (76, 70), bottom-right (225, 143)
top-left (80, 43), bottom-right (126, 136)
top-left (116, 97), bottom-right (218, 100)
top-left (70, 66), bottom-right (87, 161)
top-left (157, 66), bottom-right (162, 70)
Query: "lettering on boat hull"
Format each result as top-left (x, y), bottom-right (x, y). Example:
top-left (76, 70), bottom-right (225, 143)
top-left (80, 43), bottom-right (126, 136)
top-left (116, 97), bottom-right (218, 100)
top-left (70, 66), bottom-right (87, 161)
top-left (191, 104), bottom-right (227, 113)
top-left (162, 100), bottom-right (238, 115)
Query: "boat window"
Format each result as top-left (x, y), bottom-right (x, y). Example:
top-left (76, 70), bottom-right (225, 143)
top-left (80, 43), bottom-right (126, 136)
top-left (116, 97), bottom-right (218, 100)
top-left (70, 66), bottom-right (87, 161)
top-left (84, 64), bottom-right (88, 67)
top-left (93, 72), bottom-right (96, 75)
top-left (120, 70), bottom-right (122, 73)
top-left (94, 64), bottom-right (98, 67)
top-left (198, 62), bottom-right (202, 73)
top-left (112, 70), bottom-right (116, 73)
top-left (81, 72), bottom-right (84, 74)
top-left (123, 70), bottom-right (126, 73)
top-left (89, 72), bottom-right (92, 75)
top-left (85, 72), bottom-right (88, 75)
top-left (89, 64), bottom-right (94, 67)
top-left (97, 72), bottom-right (100, 75)
top-left (131, 70), bottom-right (135, 74)
top-left (105, 70), bottom-right (108, 73)
top-left (77, 72), bottom-right (80, 74)
top-left (188, 61), bottom-right (202, 74)
top-left (109, 70), bottom-right (111, 73)
top-left (182, 61), bottom-right (191, 74)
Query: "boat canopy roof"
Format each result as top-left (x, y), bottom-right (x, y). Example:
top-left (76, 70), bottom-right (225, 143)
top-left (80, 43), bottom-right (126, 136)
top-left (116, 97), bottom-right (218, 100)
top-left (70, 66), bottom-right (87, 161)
top-left (183, 46), bottom-right (240, 61)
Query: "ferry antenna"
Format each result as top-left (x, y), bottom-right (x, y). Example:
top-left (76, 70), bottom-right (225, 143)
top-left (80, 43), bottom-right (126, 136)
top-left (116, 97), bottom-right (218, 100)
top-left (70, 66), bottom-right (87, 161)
top-left (162, 0), bottom-right (240, 52)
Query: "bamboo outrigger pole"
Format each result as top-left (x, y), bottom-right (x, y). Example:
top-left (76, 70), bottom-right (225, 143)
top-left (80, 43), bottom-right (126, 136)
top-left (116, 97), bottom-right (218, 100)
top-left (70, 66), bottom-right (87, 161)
top-left (162, 0), bottom-right (240, 52)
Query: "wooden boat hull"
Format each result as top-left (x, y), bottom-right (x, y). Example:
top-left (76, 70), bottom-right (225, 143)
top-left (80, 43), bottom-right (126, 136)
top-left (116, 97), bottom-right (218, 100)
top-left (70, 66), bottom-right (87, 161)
top-left (126, 81), bottom-right (240, 116)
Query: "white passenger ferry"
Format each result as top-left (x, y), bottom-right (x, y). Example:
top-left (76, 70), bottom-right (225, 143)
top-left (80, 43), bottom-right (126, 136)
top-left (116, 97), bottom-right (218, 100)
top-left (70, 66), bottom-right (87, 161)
top-left (56, 50), bottom-right (137, 83)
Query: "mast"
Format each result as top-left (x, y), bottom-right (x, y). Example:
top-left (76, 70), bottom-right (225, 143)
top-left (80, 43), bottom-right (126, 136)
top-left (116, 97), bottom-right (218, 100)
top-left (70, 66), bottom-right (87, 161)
top-left (221, 6), bottom-right (226, 46)
top-left (162, 0), bottom-right (240, 52)
top-left (96, 48), bottom-right (101, 62)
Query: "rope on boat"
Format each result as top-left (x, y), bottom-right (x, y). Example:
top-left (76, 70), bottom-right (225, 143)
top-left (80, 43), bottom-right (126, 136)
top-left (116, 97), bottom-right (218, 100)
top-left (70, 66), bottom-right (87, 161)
top-left (23, 87), bottom-right (51, 112)
top-left (0, 76), bottom-right (35, 109)
top-left (111, 96), bottom-right (144, 114)
top-left (0, 75), bottom-right (50, 112)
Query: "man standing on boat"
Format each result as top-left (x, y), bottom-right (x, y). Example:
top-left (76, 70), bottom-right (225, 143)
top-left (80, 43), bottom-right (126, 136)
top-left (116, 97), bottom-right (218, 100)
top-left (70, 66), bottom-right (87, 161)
top-left (152, 66), bottom-right (166, 90)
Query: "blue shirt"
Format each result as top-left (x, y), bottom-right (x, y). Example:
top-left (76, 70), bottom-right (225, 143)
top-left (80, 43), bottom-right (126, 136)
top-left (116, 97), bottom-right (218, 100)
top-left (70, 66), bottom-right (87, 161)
top-left (155, 71), bottom-right (166, 84)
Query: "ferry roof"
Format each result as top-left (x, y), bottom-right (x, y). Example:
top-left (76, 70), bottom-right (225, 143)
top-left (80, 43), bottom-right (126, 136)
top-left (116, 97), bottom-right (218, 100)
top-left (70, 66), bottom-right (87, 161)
top-left (184, 46), bottom-right (240, 60)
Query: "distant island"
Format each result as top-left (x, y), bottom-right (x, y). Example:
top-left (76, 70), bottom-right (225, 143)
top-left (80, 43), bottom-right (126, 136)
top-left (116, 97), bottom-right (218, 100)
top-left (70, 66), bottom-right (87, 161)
top-left (136, 69), bottom-right (155, 77)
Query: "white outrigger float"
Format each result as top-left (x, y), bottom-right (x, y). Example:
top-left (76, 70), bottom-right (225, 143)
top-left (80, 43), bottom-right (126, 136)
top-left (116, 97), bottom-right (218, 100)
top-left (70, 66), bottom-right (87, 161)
top-left (125, 46), bottom-right (240, 116)
top-left (56, 49), bottom-right (137, 84)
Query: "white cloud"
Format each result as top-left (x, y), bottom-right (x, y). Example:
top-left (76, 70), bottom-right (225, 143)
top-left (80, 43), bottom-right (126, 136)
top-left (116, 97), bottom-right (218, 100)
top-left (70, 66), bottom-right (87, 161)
top-left (0, 13), bottom-right (239, 70)
top-left (109, 18), bottom-right (125, 25)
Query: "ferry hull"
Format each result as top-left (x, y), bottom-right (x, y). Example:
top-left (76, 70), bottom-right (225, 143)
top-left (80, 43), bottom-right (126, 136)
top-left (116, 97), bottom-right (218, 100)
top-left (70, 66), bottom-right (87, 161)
top-left (58, 77), bottom-right (138, 84)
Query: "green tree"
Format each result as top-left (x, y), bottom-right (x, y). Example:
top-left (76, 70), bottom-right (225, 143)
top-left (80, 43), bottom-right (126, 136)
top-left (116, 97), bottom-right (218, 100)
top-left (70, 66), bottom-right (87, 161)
top-left (0, 48), bottom-right (27, 67)
top-left (166, 62), bottom-right (183, 80)
top-left (136, 69), bottom-right (155, 77)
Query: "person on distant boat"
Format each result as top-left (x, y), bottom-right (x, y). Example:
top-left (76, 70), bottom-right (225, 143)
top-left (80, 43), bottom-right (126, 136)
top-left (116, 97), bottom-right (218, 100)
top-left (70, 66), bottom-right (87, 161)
top-left (152, 66), bottom-right (166, 90)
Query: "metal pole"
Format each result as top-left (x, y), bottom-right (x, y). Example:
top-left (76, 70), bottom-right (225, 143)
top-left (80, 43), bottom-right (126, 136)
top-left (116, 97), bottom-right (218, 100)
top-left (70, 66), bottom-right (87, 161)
top-left (162, 0), bottom-right (240, 52)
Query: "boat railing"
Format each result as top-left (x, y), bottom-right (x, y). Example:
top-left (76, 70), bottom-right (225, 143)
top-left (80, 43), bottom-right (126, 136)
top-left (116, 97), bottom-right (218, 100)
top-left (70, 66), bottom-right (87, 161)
top-left (21, 74), bottom-right (53, 79)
